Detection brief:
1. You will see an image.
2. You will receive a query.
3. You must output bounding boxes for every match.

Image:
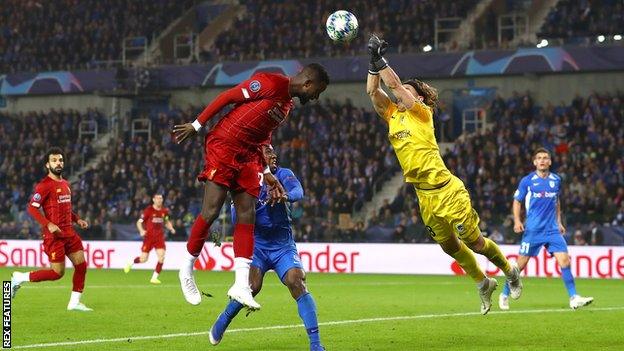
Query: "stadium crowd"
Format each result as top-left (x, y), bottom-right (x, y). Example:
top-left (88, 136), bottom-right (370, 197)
top-left (0, 108), bottom-right (106, 238)
top-left (379, 90), bottom-right (624, 245)
top-left (539, 0), bottom-right (624, 41)
top-left (208, 0), bottom-right (478, 61)
top-left (1, 92), bottom-right (622, 245)
top-left (0, 0), bottom-right (195, 73)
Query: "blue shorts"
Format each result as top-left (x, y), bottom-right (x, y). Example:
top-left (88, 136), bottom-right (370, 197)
top-left (519, 233), bottom-right (568, 257)
top-left (251, 244), bottom-right (304, 282)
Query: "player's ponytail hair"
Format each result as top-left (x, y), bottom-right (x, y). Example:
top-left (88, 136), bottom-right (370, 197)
top-left (403, 79), bottom-right (438, 109)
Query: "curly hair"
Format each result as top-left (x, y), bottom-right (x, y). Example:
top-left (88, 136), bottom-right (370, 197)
top-left (403, 79), bottom-right (438, 109)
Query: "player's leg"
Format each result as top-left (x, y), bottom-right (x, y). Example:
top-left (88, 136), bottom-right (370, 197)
top-left (180, 181), bottom-right (228, 305)
top-left (124, 248), bottom-right (149, 273)
top-left (66, 244), bottom-right (92, 311)
top-left (209, 254), bottom-right (268, 346)
top-left (150, 248), bottom-right (165, 284)
top-left (11, 239), bottom-right (65, 298)
top-left (551, 240), bottom-right (593, 309)
top-left (437, 234), bottom-right (497, 315)
top-left (499, 254), bottom-right (530, 310)
top-left (227, 189), bottom-right (261, 309)
top-left (273, 245), bottom-right (324, 350)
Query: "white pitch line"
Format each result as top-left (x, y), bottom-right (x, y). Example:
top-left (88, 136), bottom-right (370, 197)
top-left (12, 306), bottom-right (624, 349)
top-left (18, 281), bottom-right (461, 289)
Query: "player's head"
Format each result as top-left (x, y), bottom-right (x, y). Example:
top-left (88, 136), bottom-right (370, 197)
top-left (533, 147), bottom-right (552, 171)
top-left (152, 193), bottom-right (164, 207)
top-left (291, 63), bottom-right (329, 105)
top-left (45, 147), bottom-right (64, 177)
top-left (261, 144), bottom-right (278, 173)
top-left (402, 79), bottom-right (438, 109)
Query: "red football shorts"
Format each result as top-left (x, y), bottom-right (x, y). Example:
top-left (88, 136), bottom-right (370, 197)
top-left (42, 230), bottom-right (84, 263)
top-left (142, 235), bottom-right (166, 252)
top-left (198, 133), bottom-right (263, 198)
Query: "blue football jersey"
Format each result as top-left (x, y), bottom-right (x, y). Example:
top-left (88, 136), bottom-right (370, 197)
top-left (513, 171), bottom-right (561, 235)
top-left (232, 167), bottom-right (304, 250)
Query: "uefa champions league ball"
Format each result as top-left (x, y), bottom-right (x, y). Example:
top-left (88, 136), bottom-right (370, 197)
top-left (326, 10), bottom-right (358, 42)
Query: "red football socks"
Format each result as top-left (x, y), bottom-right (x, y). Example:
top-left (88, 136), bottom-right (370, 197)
top-left (133, 257), bottom-right (141, 264)
top-left (233, 223), bottom-right (254, 259)
top-left (72, 262), bottom-right (87, 293)
top-left (155, 262), bottom-right (163, 274)
top-left (187, 215), bottom-right (211, 256)
top-left (29, 269), bottom-right (62, 282)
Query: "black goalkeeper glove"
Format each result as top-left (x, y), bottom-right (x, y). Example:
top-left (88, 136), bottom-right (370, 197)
top-left (368, 34), bottom-right (389, 75)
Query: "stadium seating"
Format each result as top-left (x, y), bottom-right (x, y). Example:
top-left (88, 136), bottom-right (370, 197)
top-left (0, 0), bottom-right (195, 73)
top-left (209, 0), bottom-right (479, 61)
top-left (539, 0), bottom-right (624, 42)
top-left (384, 91), bottom-right (624, 244)
top-left (0, 108), bottom-right (106, 238)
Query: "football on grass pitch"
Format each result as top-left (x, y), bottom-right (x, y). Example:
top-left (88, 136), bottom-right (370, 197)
top-left (326, 10), bottom-right (358, 42)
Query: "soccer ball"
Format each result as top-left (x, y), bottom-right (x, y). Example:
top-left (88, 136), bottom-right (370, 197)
top-left (325, 10), bottom-right (358, 42)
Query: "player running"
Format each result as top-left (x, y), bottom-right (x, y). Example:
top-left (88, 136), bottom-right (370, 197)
top-left (499, 148), bottom-right (594, 310)
top-left (208, 145), bottom-right (325, 351)
top-left (124, 193), bottom-right (175, 284)
top-left (366, 35), bottom-right (521, 314)
top-left (11, 147), bottom-right (92, 311)
top-left (173, 64), bottom-right (329, 309)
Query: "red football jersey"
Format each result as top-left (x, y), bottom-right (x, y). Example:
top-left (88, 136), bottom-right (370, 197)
top-left (210, 72), bottom-right (294, 145)
top-left (29, 176), bottom-right (74, 238)
top-left (141, 206), bottom-right (169, 238)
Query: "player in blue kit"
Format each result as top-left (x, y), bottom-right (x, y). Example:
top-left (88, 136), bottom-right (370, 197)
top-left (209, 144), bottom-right (325, 351)
top-left (499, 148), bottom-right (594, 310)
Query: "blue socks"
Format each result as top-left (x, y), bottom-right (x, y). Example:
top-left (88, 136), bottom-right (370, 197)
top-left (213, 300), bottom-right (244, 339)
top-left (501, 281), bottom-right (510, 297)
top-left (296, 292), bottom-right (321, 346)
top-left (561, 266), bottom-right (577, 297)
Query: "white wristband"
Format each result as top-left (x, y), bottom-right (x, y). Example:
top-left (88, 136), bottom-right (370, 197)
top-left (263, 166), bottom-right (271, 174)
top-left (191, 119), bottom-right (202, 131)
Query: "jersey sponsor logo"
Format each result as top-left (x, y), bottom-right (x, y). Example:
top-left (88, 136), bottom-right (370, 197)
top-left (532, 191), bottom-right (557, 198)
top-left (57, 194), bottom-right (71, 203)
top-left (549, 181), bottom-right (555, 188)
top-left (249, 80), bottom-right (261, 92)
top-left (389, 130), bottom-right (411, 140)
top-left (151, 217), bottom-right (164, 223)
top-left (533, 182), bottom-right (539, 186)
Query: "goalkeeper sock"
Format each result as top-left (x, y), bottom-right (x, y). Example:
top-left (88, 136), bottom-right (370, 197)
top-left (451, 241), bottom-right (486, 283)
top-left (297, 292), bottom-right (321, 346)
top-left (480, 237), bottom-right (512, 276)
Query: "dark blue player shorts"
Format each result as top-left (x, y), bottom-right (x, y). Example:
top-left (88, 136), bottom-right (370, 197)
top-left (251, 244), bottom-right (304, 282)
top-left (519, 231), bottom-right (568, 257)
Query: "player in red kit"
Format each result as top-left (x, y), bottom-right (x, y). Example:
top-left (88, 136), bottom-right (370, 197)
top-left (11, 147), bottom-right (92, 311)
top-left (124, 193), bottom-right (175, 284)
top-left (173, 63), bottom-right (329, 309)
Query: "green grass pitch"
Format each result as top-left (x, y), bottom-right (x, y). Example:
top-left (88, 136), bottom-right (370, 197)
top-left (5, 267), bottom-right (623, 350)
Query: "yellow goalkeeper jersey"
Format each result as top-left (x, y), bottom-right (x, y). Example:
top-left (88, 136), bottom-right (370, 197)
top-left (384, 101), bottom-right (451, 189)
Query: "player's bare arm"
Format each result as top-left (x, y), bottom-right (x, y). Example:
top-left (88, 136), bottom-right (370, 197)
top-left (174, 85), bottom-right (250, 144)
top-left (366, 73), bottom-right (391, 121)
top-left (165, 217), bottom-right (176, 234)
top-left (136, 218), bottom-right (147, 237)
top-left (72, 212), bottom-right (89, 229)
top-left (512, 199), bottom-right (524, 233)
top-left (264, 172), bottom-right (287, 205)
top-left (368, 34), bottom-right (417, 111)
top-left (556, 199), bottom-right (565, 234)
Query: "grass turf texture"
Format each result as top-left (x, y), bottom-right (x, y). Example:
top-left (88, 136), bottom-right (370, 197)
top-left (5, 267), bottom-right (623, 350)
